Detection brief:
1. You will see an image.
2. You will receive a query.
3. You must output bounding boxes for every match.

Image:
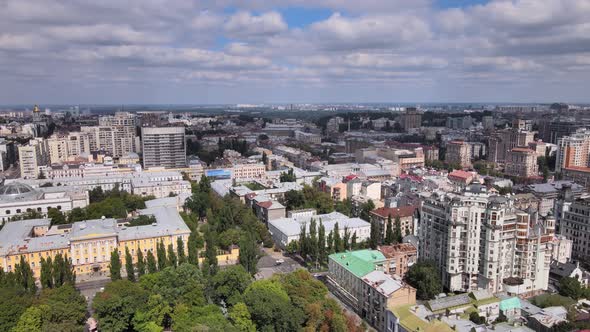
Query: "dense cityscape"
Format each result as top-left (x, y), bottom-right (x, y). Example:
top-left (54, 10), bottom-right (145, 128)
top-left (0, 103), bottom-right (588, 332)
top-left (3, 0), bottom-right (590, 331)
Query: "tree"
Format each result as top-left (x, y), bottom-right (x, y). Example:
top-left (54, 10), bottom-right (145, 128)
top-left (239, 231), bottom-right (258, 275)
top-left (469, 311), bottom-right (485, 325)
top-left (327, 231), bottom-right (334, 254)
top-left (167, 244), bottom-right (177, 268)
top-left (405, 261), bottom-right (443, 300)
top-left (369, 220), bottom-right (380, 249)
top-left (37, 284), bottom-right (87, 330)
top-left (40, 257), bottom-right (53, 289)
top-left (177, 237), bottom-right (186, 265)
top-left (280, 168), bottom-right (297, 182)
top-left (559, 277), bottom-right (583, 300)
top-left (146, 250), bottom-right (158, 274)
top-left (211, 265), bottom-right (253, 306)
top-left (14, 256), bottom-right (35, 293)
top-left (351, 232), bottom-right (357, 250)
top-left (394, 215), bottom-right (403, 243)
top-left (342, 227), bottom-right (350, 252)
top-left (333, 223), bottom-right (342, 253)
top-left (384, 215), bottom-right (394, 244)
top-left (229, 302), bottom-right (256, 332)
top-left (47, 208), bottom-right (66, 225)
top-left (198, 174), bottom-right (211, 194)
top-left (0, 288), bottom-right (33, 331)
top-left (318, 221), bottom-right (327, 265)
top-left (243, 280), bottom-right (305, 332)
top-left (187, 233), bottom-right (202, 266)
top-left (93, 280), bottom-right (149, 332)
top-left (308, 219), bottom-right (318, 263)
top-left (11, 304), bottom-right (46, 332)
top-left (157, 241), bottom-right (167, 271)
top-left (109, 249), bottom-right (122, 281)
top-left (125, 247), bottom-right (135, 282)
top-left (360, 200), bottom-right (375, 222)
top-left (136, 248), bottom-right (146, 278)
top-left (203, 230), bottom-right (219, 276)
top-left (299, 224), bottom-right (307, 258)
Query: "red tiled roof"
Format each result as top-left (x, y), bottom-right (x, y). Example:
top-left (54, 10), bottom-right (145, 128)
top-left (399, 173), bottom-right (423, 182)
top-left (256, 201), bottom-right (273, 209)
top-left (371, 206), bottom-right (417, 219)
top-left (448, 170), bottom-right (473, 180)
top-left (379, 243), bottom-right (417, 257)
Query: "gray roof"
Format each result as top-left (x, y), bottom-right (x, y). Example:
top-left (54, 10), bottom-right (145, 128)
top-left (428, 293), bottom-right (471, 312)
top-left (0, 206), bottom-right (191, 257)
top-left (70, 219), bottom-right (118, 241)
top-left (269, 212), bottom-right (369, 237)
top-left (118, 206), bottom-right (190, 241)
top-left (362, 270), bottom-right (402, 297)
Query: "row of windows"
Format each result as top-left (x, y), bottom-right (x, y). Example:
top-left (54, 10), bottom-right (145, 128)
top-left (4, 205), bottom-right (62, 215)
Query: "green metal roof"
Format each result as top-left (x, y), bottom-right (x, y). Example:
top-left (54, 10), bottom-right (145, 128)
top-left (329, 249), bottom-right (386, 278)
top-left (500, 297), bottom-right (521, 311)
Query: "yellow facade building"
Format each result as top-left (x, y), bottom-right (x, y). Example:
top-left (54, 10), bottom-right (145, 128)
top-left (0, 205), bottom-right (191, 279)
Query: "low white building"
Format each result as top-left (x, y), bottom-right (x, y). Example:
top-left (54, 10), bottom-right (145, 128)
top-left (0, 182), bottom-right (89, 223)
top-left (268, 211), bottom-right (370, 249)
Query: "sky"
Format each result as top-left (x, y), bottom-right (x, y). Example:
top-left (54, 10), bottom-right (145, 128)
top-left (1, 0), bottom-right (590, 104)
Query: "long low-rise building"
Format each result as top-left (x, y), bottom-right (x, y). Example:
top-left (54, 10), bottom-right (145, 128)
top-left (0, 182), bottom-right (89, 223)
top-left (7, 170), bottom-right (191, 199)
top-left (0, 205), bottom-right (191, 279)
top-left (268, 211), bottom-right (370, 249)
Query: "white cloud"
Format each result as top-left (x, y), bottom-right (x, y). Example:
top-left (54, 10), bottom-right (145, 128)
top-left (224, 11), bottom-right (287, 39)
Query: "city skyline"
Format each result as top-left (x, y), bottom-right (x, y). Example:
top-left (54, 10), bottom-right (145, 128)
top-left (1, 0), bottom-right (590, 104)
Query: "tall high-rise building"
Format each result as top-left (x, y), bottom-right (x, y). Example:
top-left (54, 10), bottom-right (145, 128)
top-left (18, 138), bottom-right (49, 179)
top-left (487, 128), bottom-right (535, 164)
top-left (555, 128), bottom-right (590, 172)
top-left (80, 112), bottom-right (139, 158)
top-left (141, 127), bottom-right (186, 169)
top-left (446, 140), bottom-right (471, 168)
top-left (399, 108), bottom-right (422, 131)
top-left (420, 184), bottom-right (555, 295)
top-left (505, 148), bottom-right (538, 178)
top-left (46, 133), bottom-right (92, 164)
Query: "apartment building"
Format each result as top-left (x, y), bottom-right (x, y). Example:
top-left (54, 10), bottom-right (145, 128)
top-left (0, 206), bottom-right (190, 279)
top-left (446, 140), bottom-right (471, 168)
top-left (231, 162), bottom-right (266, 180)
top-left (419, 184), bottom-right (554, 295)
top-left (141, 127), bottom-right (186, 169)
top-left (488, 128), bottom-right (535, 164)
top-left (505, 148), bottom-right (539, 178)
top-left (328, 249), bottom-right (416, 332)
top-left (556, 128), bottom-right (590, 172)
top-left (18, 137), bottom-right (49, 179)
top-left (559, 197), bottom-right (590, 261)
top-left (399, 108), bottom-right (422, 131)
top-left (46, 133), bottom-right (92, 164)
top-left (370, 206), bottom-right (418, 238)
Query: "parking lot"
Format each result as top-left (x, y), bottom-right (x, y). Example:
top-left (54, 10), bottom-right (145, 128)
top-left (255, 251), bottom-right (303, 279)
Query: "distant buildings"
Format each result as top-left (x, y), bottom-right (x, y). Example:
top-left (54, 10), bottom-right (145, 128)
top-left (18, 137), bottom-right (49, 179)
top-left (141, 127), bottom-right (186, 169)
top-left (445, 141), bottom-right (471, 168)
top-left (488, 127), bottom-right (535, 164)
top-left (399, 108), bottom-right (422, 131)
top-left (556, 128), bottom-right (590, 172)
top-left (505, 148), bottom-right (538, 178)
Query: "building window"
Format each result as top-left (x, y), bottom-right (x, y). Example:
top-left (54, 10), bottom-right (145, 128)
top-left (5, 210), bottom-right (10, 215)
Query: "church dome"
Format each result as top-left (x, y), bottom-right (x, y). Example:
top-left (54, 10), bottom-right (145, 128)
top-left (0, 182), bottom-right (40, 200)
